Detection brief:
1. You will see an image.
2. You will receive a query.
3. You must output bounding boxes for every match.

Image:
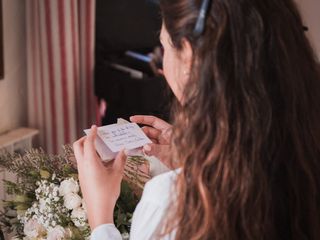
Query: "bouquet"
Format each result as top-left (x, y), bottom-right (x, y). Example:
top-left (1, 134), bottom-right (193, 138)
top-left (0, 146), bottom-right (150, 239)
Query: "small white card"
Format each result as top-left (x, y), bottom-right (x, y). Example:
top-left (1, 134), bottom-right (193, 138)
top-left (84, 119), bottom-right (151, 161)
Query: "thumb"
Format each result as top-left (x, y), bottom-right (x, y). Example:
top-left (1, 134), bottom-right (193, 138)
top-left (143, 144), bottom-right (165, 158)
top-left (113, 150), bottom-right (127, 173)
top-left (84, 125), bottom-right (98, 157)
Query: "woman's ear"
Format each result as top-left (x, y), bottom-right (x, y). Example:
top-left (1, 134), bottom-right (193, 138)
top-left (180, 38), bottom-right (193, 74)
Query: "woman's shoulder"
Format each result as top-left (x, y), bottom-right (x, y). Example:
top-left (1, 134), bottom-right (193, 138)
top-left (141, 169), bottom-right (179, 205)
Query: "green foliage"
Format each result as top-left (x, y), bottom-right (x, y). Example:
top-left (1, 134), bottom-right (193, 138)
top-left (0, 146), bottom-right (149, 238)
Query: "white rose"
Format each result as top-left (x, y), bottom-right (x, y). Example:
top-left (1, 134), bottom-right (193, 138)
top-left (59, 178), bottom-right (79, 196)
top-left (47, 225), bottom-right (70, 240)
top-left (23, 219), bottom-right (45, 238)
top-left (64, 193), bottom-right (82, 210)
top-left (71, 207), bottom-right (87, 227)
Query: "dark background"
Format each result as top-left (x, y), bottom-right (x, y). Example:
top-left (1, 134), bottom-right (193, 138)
top-left (95, 0), bottom-right (161, 55)
top-left (94, 0), bottom-right (171, 125)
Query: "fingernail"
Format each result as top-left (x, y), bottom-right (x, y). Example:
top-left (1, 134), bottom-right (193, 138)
top-left (143, 145), bottom-right (151, 152)
top-left (129, 116), bottom-right (134, 121)
top-left (91, 124), bottom-right (96, 129)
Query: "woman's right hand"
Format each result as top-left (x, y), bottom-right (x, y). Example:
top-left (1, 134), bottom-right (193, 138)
top-left (130, 115), bottom-right (173, 169)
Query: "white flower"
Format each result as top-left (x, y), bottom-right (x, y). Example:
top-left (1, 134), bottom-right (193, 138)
top-left (59, 178), bottom-right (79, 196)
top-left (71, 207), bottom-right (87, 220)
top-left (23, 219), bottom-right (45, 238)
top-left (71, 207), bottom-right (87, 227)
top-left (122, 232), bottom-right (130, 240)
top-left (39, 198), bottom-right (46, 212)
top-left (47, 225), bottom-right (69, 240)
top-left (64, 193), bottom-right (82, 210)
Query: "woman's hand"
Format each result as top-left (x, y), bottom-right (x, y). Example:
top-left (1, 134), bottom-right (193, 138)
top-left (73, 125), bottom-right (126, 230)
top-left (130, 115), bottom-right (174, 169)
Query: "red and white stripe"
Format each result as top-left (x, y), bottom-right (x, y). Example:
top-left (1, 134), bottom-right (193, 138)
top-left (26, 0), bottom-right (96, 154)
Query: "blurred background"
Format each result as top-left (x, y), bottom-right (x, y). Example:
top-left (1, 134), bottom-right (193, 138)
top-left (0, 0), bottom-right (318, 155)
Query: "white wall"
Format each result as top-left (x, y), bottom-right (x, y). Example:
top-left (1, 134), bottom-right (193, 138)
top-left (295, 0), bottom-right (320, 60)
top-left (0, 0), bottom-right (27, 135)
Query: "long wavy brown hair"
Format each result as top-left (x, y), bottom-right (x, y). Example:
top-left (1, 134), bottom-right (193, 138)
top-left (159, 0), bottom-right (320, 239)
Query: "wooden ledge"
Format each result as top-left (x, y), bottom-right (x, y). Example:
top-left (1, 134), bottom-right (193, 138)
top-left (0, 128), bottom-right (39, 148)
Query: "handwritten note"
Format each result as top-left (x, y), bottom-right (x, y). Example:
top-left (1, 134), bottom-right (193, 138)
top-left (98, 123), bottom-right (151, 152)
top-left (84, 122), bottom-right (151, 161)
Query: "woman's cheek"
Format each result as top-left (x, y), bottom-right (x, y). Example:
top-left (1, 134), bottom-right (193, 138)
top-left (162, 50), bottom-right (183, 101)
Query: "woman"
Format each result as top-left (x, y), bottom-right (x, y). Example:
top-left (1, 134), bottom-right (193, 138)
top-left (73, 0), bottom-right (320, 239)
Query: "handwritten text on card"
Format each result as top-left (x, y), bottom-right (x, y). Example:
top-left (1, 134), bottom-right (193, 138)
top-left (97, 123), bottom-right (152, 152)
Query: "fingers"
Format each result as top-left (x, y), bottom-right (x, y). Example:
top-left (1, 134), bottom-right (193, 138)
top-left (143, 143), bottom-right (168, 157)
top-left (149, 138), bottom-right (159, 144)
top-left (143, 144), bottom-right (152, 154)
top-left (130, 115), bottom-right (171, 130)
top-left (113, 150), bottom-right (127, 173)
top-left (143, 144), bottom-right (173, 169)
top-left (141, 126), bottom-right (161, 140)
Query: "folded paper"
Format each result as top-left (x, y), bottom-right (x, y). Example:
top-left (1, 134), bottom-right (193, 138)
top-left (84, 119), bottom-right (151, 161)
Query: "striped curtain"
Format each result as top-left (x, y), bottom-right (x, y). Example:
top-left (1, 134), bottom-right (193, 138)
top-left (26, 0), bottom-right (97, 154)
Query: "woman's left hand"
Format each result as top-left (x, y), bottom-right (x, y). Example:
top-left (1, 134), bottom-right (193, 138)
top-left (73, 125), bottom-right (127, 230)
